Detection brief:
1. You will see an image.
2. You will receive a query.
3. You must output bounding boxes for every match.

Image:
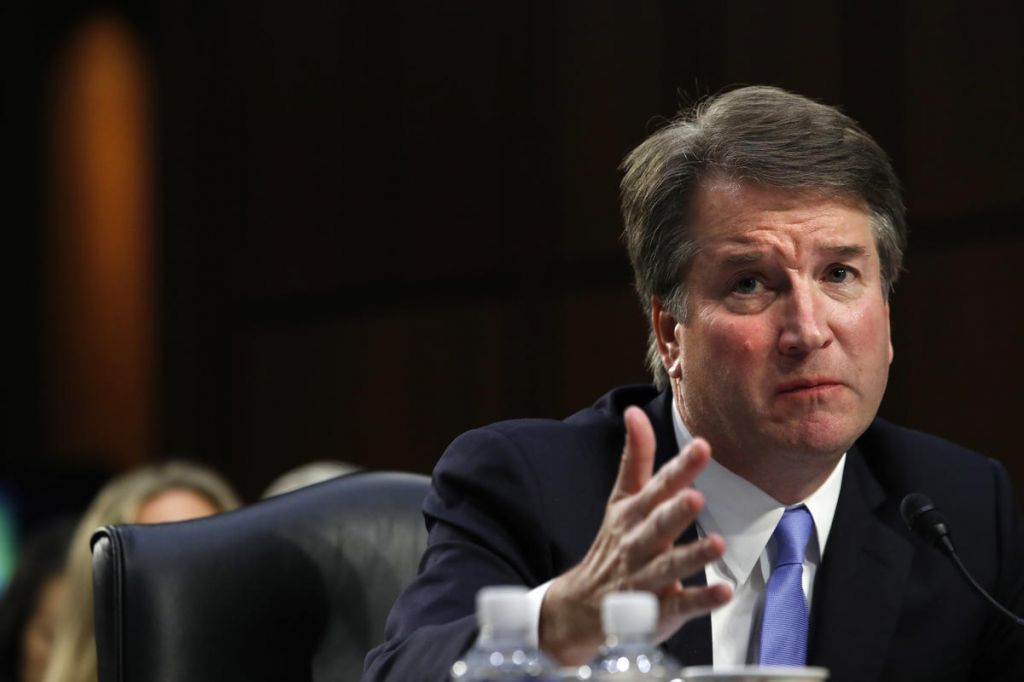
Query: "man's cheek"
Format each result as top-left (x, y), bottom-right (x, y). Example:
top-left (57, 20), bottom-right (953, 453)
top-left (712, 319), bottom-right (764, 357)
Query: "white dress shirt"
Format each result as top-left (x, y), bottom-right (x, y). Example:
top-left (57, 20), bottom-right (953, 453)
top-left (524, 400), bottom-right (844, 667)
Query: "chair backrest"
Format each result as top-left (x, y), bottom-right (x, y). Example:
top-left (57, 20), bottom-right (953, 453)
top-left (91, 470), bottom-right (430, 682)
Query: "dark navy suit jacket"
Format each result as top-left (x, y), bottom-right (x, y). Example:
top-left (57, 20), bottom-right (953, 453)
top-left (363, 386), bottom-right (1024, 681)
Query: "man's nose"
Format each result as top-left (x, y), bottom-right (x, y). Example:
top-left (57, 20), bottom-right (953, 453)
top-left (777, 282), bottom-right (833, 356)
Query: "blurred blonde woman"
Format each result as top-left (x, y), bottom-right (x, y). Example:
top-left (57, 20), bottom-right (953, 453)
top-left (41, 462), bottom-right (241, 682)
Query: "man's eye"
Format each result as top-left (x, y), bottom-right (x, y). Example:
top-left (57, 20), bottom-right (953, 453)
top-left (825, 265), bottom-right (851, 283)
top-left (732, 277), bottom-right (761, 294)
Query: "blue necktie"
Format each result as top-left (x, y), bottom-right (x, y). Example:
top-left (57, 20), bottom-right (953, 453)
top-left (759, 505), bottom-right (814, 666)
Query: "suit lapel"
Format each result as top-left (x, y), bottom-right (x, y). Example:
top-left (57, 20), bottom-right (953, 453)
top-left (808, 444), bottom-right (913, 681)
top-left (644, 392), bottom-right (714, 666)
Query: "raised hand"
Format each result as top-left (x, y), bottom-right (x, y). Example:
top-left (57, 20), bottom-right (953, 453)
top-left (538, 406), bottom-right (732, 664)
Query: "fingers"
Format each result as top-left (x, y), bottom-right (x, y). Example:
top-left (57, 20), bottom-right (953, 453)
top-left (659, 581), bottom-right (733, 627)
top-left (622, 488), bottom-right (705, 569)
top-left (631, 533), bottom-right (726, 593)
top-left (611, 415), bottom-right (715, 577)
top-left (610, 407), bottom-right (657, 502)
top-left (632, 437), bottom-right (711, 514)
top-left (665, 581), bottom-right (733, 614)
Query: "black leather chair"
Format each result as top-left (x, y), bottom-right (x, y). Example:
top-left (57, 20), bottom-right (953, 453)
top-left (91, 471), bottom-right (430, 682)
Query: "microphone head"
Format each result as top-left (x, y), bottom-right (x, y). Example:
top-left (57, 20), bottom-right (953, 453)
top-left (900, 492), bottom-right (951, 550)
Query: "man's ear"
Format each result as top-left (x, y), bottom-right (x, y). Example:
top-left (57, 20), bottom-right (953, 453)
top-left (652, 297), bottom-right (683, 379)
top-left (885, 301), bottom-right (894, 365)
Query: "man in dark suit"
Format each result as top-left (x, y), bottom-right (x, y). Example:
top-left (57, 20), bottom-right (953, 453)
top-left (363, 86), bottom-right (1024, 681)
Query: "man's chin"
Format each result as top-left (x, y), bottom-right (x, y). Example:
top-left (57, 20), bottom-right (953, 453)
top-left (766, 413), bottom-right (866, 460)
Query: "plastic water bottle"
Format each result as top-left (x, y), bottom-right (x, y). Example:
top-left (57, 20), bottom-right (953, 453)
top-left (450, 585), bottom-right (558, 681)
top-left (584, 592), bottom-right (680, 681)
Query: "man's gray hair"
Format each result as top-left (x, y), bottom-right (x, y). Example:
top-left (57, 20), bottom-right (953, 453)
top-left (620, 85), bottom-right (907, 389)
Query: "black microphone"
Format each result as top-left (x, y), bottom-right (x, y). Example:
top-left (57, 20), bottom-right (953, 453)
top-left (900, 492), bottom-right (1024, 627)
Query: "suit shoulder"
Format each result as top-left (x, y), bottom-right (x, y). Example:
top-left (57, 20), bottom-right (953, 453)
top-left (441, 384), bottom-right (659, 464)
top-left (859, 417), bottom-right (990, 466)
top-left (440, 412), bottom-right (620, 476)
top-left (855, 417), bottom-right (1005, 500)
top-left (431, 385), bottom-right (663, 514)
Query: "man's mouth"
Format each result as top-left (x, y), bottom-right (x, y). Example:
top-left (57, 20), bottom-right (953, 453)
top-left (776, 377), bottom-right (845, 395)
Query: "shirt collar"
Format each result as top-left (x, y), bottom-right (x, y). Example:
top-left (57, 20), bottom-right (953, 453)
top-left (670, 397), bottom-right (844, 585)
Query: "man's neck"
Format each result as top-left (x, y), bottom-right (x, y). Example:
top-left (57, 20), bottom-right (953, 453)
top-left (669, 390), bottom-right (843, 505)
top-left (709, 450), bottom-right (842, 505)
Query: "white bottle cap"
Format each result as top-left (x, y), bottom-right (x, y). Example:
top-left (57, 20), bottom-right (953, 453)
top-left (477, 585), bottom-right (530, 634)
top-left (601, 591), bottom-right (658, 637)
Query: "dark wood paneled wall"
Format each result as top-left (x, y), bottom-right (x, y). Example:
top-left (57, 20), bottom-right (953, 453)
top-left (12, 1), bottom-right (1023, 501)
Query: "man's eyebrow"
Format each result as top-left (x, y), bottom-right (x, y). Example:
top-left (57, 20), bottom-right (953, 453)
top-left (717, 243), bottom-right (870, 265)
top-left (723, 251), bottom-right (764, 265)
top-left (720, 241), bottom-right (872, 260)
top-left (822, 244), bottom-right (870, 258)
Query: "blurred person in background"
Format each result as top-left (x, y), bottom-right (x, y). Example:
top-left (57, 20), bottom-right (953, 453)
top-left (40, 462), bottom-right (241, 682)
top-left (0, 518), bottom-right (77, 682)
top-left (261, 460), bottom-right (362, 499)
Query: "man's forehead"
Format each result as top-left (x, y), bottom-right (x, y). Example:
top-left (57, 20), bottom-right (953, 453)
top-left (694, 175), bottom-right (869, 216)
top-left (689, 180), bottom-right (875, 249)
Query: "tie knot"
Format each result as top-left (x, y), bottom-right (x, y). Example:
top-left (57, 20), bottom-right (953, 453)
top-left (772, 506), bottom-right (814, 567)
